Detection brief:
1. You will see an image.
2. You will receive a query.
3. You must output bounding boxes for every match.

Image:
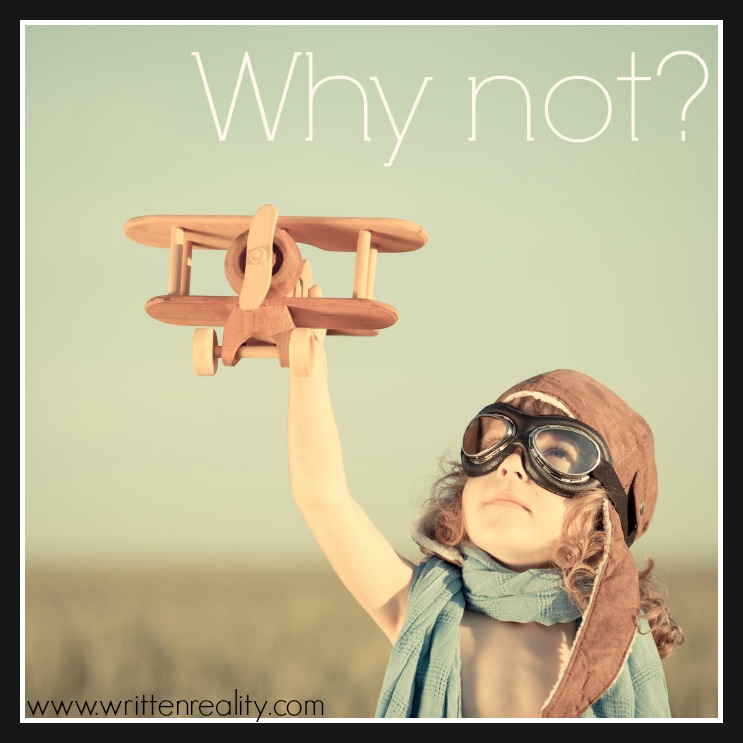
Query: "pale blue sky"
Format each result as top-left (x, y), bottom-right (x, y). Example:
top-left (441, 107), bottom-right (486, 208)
top-left (23, 22), bottom-right (719, 570)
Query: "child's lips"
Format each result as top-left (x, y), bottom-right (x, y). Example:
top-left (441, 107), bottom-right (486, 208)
top-left (485, 494), bottom-right (530, 511)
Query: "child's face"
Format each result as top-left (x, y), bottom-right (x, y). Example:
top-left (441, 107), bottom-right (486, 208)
top-left (461, 450), bottom-right (570, 571)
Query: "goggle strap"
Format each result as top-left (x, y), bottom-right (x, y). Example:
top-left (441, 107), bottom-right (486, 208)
top-left (594, 462), bottom-right (636, 545)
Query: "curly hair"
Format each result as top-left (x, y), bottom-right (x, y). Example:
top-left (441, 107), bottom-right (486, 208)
top-left (417, 397), bottom-right (684, 659)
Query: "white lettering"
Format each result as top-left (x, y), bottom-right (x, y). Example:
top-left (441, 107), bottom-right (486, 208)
top-left (191, 51), bottom-right (302, 141)
top-left (469, 76), bottom-right (535, 142)
top-left (371, 76), bottom-right (433, 167)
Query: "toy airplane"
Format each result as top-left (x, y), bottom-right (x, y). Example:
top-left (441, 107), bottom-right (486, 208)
top-left (124, 204), bottom-right (428, 376)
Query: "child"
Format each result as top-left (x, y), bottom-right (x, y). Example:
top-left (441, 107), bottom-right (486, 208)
top-left (287, 309), bottom-right (683, 718)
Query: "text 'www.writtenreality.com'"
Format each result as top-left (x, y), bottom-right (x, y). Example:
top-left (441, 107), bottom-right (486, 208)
top-left (26, 691), bottom-right (324, 720)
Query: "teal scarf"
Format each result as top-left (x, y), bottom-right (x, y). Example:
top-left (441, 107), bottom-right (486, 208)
top-left (374, 544), bottom-right (582, 718)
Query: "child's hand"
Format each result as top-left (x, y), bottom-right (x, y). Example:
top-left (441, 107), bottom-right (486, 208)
top-left (305, 284), bottom-right (328, 380)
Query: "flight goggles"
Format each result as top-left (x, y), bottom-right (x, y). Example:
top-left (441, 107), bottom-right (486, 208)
top-left (461, 403), bottom-right (634, 541)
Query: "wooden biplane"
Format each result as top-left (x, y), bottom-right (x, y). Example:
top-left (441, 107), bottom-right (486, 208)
top-left (124, 204), bottom-right (428, 376)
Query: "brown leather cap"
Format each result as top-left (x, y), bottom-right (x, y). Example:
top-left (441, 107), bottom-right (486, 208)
top-left (497, 369), bottom-right (658, 541)
top-left (497, 369), bottom-right (657, 717)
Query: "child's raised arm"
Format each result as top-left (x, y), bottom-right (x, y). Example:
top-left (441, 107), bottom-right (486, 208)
top-left (287, 290), bottom-right (414, 643)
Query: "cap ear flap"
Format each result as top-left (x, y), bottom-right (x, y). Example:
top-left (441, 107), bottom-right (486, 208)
top-left (542, 502), bottom-right (640, 717)
top-left (410, 515), bottom-right (463, 567)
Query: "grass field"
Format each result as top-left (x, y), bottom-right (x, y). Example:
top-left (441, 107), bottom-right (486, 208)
top-left (23, 563), bottom-right (718, 720)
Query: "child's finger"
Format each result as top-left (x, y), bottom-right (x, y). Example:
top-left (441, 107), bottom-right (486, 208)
top-left (308, 285), bottom-right (327, 343)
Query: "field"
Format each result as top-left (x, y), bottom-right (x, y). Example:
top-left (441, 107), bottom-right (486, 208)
top-left (24, 564), bottom-right (718, 720)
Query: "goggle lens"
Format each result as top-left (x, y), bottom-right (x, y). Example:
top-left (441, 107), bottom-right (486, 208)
top-left (531, 427), bottom-right (600, 479)
top-left (462, 415), bottom-right (512, 461)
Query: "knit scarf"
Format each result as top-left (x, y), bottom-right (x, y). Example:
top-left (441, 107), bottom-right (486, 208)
top-left (374, 544), bottom-right (582, 718)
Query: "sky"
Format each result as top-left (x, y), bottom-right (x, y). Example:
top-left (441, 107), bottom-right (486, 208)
top-left (23, 21), bottom-right (720, 571)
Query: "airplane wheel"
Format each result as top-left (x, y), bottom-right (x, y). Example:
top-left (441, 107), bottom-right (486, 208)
top-left (193, 328), bottom-right (218, 376)
top-left (289, 328), bottom-right (314, 377)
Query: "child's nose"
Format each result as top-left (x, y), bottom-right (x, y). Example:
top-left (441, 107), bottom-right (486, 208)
top-left (495, 450), bottom-right (529, 481)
